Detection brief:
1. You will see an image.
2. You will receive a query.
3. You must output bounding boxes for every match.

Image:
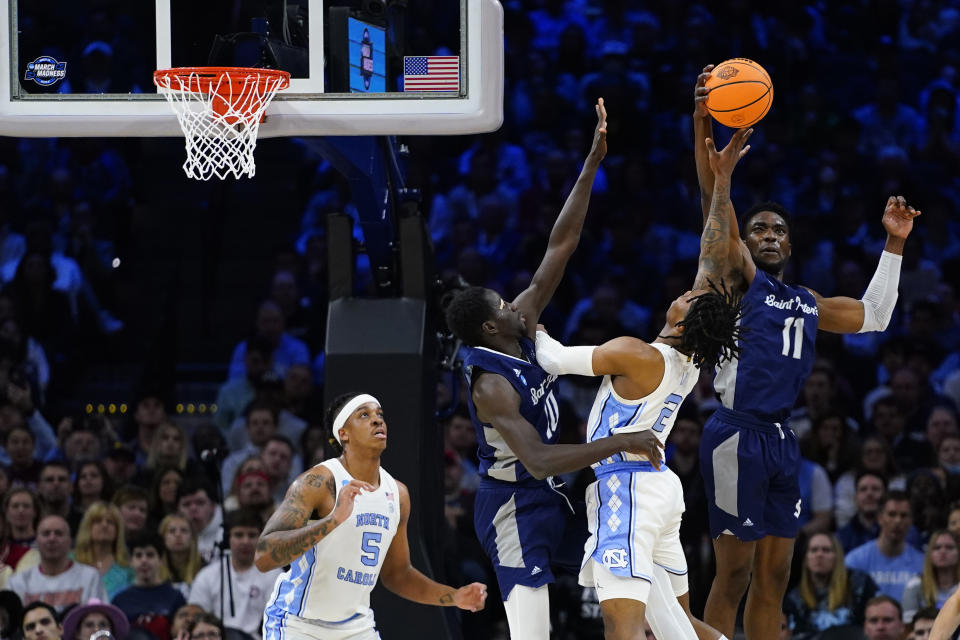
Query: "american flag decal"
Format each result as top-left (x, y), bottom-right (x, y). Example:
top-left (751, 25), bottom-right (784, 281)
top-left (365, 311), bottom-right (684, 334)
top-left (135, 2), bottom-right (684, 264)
top-left (403, 56), bottom-right (460, 92)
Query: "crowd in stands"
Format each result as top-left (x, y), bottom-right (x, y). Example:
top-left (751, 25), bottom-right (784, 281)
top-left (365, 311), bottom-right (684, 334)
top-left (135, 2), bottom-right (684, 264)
top-left (1, 1), bottom-right (960, 639)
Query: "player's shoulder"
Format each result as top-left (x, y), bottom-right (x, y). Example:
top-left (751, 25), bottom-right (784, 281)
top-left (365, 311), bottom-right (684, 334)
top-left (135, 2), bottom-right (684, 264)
top-left (296, 462), bottom-right (337, 494)
top-left (471, 369), bottom-right (520, 405)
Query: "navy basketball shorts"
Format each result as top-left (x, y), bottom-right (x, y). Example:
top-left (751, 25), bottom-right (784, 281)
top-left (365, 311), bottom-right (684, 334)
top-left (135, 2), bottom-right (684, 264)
top-left (473, 477), bottom-right (568, 600)
top-left (700, 407), bottom-right (801, 541)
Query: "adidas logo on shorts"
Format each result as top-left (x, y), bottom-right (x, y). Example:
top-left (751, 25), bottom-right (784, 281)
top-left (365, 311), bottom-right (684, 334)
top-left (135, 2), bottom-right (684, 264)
top-left (742, 518), bottom-right (754, 527)
top-left (531, 566), bottom-right (542, 575)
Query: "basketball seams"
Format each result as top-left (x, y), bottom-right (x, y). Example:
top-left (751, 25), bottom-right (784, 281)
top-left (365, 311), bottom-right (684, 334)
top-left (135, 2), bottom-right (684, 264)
top-left (707, 84), bottom-right (772, 113)
top-left (736, 90), bottom-right (773, 127)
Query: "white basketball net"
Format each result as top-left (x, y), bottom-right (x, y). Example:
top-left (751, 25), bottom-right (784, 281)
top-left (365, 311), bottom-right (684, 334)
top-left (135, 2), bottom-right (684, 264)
top-left (154, 69), bottom-right (288, 181)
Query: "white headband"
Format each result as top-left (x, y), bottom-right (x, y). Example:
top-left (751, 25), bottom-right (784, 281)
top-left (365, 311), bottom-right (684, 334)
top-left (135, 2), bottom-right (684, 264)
top-left (332, 394), bottom-right (381, 445)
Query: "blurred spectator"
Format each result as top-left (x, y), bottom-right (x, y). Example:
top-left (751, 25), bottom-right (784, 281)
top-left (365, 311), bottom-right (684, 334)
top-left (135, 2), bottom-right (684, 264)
top-left (442, 407), bottom-right (480, 492)
top-left (188, 510), bottom-right (280, 639)
top-left (926, 406), bottom-right (960, 460)
top-left (220, 402), bottom-right (279, 496)
top-left (61, 599), bottom-right (129, 640)
top-left (783, 533), bottom-right (879, 638)
top-left (908, 470), bottom-right (948, 537)
top-left (175, 479), bottom-right (221, 565)
top-left (798, 457), bottom-right (834, 536)
top-left (158, 514), bottom-right (201, 599)
top-left (72, 461), bottom-right (112, 515)
top-left (846, 491), bottom-right (924, 601)
top-left (169, 604), bottom-right (204, 639)
top-left (127, 390), bottom-right (169, 467)
top-left (791, 366), bottom-right (860, 440)
top-left (213, 335), bottom-right (273, 432)
top-left (111, 486), bottom-right (149, 538)
top-left (269, 269), bottom-right (313, 345)
top-left (3, 487), bottom-right (38, 546)
top-left (0, 590), bottom-right (23, 640)
top-left (36, 462), bottom-right (71, 524)
top-left (73, 502), bottom-right (133, 600)
top-left (233, 469), bottom-right (275, 523)
top-left (862, 595), bottom-right (905, 640)
top-left (140, 422), bottom-right (190, 483)
top-left (5, 426), bottom-right (41, 488)
top-left (111, 531), bottom-right (186, 640)
top-left (870, 395), bottom-right (931, 472)
top-left (101, 443), bottom-right (136, 487)
top-left (20, 602), bottom-right (61, 640)
top-left (837, 472), bottom-right (888, 553)
top-left (901, 529), bottom-right (960, 621)
top-left (835, 435), bottom-right (904, 528)
top-left (908, 607), bottom-right (937, 639)
top-left (561, 280), bottom-right (650, 343)
top-left (800, 411), bottom-right (861, 483)
top-left (185, 613), bottom-right (225, 640)
top-left (150, 466), bottom-right (184, 524)
top-left (852, 77), bottom-right (923, 156)
top-left (226, 300), bottom-right (310, 381)
top-left (9, 514), bottom-right (105, 613)
top-left (260, 436), bottom-right (295, 505)
top-left (0, 513), bottom-right (37, 588)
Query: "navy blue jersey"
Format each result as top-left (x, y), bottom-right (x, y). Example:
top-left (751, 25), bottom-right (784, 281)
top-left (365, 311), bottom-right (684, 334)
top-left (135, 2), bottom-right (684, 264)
top-left (462, 336), bottom-right (561, 483)
top-left (715, 269), bottom-right (819, 423)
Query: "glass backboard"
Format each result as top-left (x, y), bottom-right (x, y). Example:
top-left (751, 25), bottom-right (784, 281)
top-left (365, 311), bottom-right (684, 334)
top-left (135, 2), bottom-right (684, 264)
top-left (1, 0), bottom-right (502, 137)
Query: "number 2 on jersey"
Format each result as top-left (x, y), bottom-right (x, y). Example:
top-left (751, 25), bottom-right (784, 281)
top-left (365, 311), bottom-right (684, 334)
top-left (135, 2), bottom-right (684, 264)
top-left (360, 531), bottom-right (382, 566)
top-left (781, 317), bottom-right (804, 360)
top-left (652, 394), bottom-right (683, 433)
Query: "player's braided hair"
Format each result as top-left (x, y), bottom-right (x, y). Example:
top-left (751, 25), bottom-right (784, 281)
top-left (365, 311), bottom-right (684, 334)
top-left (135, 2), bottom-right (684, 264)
top-left (443, 286), bottom-right (494, 347)
top-left (671, 279), bottom-right (745, 370)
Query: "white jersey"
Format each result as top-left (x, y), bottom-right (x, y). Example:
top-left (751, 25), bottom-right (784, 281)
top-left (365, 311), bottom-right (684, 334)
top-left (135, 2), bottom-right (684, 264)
top-left (266, 459), bottom-right (400, 624)
top-left (584, 342), bottom-right (698, 467)
top-left (579, 342), bottom-right (699, 616)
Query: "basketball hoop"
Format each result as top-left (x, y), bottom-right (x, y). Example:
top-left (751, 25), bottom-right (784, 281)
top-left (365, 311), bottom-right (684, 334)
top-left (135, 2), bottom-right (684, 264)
top-left (153, 67), bottom-right (290, 180)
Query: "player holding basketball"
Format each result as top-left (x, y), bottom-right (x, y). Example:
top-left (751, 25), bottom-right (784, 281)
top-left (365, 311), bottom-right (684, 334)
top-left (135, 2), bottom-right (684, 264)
top-left (692, 65), bottom-right (921, 640)
top-left (444, 99), bottom-right (664, 640)
top-left (255, 393), bottom-right (487, 640)
top-left (533, 172), bottom-right (751, 640)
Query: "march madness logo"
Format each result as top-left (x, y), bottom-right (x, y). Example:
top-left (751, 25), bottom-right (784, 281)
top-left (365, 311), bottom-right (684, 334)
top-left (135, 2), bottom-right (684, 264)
top-left (25, 56), bottom-right (67, 86)
top-left (716, 66), bottom-right (739, 80)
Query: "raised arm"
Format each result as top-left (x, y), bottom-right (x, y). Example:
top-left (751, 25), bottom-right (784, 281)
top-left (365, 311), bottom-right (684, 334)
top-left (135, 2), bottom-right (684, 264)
top-left (693, 128), bottom-right (756, 291)
top-left (512, 99), bottom-right (607, 334)
top-left (254, 465), bottom-right (373, 571)
top-left (807, 195), bottom-right (920, 334)
top-left (471, 373), bottom-right (664, 477)
top-left (693, 64), bottom-right (718, 223)
top-left (379, 482), bottom-right (487, 611)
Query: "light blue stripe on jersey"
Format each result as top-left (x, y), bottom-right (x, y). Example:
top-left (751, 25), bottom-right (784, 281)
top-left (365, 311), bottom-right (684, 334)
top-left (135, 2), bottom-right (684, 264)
top-left (297, 547), bottom-right (318, 616)
top-left (591, 394), bottom-right (647, 469)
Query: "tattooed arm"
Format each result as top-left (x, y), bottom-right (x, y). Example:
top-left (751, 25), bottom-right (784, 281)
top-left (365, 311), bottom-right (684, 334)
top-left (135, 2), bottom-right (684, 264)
top-left (379, 482), bottom-right (487, 611)
top-left (693, 128), bottom-right (756, 291)
top-left (254, 466), bottom-right (374, 572)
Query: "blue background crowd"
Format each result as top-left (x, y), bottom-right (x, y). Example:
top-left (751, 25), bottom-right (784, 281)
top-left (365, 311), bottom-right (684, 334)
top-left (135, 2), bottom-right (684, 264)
top-left (1, 1), bottom-right (960, 639)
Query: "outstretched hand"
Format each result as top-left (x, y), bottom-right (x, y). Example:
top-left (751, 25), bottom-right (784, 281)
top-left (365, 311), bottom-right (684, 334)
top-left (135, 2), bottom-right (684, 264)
top-left (881, 195), bottom-right (921, 240)
top-left (705, 127), bottom-right (753, 178)
top-left (585, 98), bottom-right (608, 168)
top-left (331, 479), bottom-right (375, 523)
top-left (694, 64), bottom-right (714, 117)
top-left (454, 582), bottom-right (488, 612)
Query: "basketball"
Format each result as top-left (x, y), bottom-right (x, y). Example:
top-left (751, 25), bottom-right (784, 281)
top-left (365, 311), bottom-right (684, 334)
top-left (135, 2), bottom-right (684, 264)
top-left (704, 58), bottom-right (773, 128)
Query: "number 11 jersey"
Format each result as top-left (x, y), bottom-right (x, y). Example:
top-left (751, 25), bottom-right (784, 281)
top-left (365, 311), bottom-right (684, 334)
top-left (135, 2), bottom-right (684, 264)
top-left (714, 268), bottom-right (819, 424)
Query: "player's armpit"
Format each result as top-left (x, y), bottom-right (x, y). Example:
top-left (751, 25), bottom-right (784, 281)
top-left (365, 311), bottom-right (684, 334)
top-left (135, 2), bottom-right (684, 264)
top-left (804, 288), bottom-right (865, 334)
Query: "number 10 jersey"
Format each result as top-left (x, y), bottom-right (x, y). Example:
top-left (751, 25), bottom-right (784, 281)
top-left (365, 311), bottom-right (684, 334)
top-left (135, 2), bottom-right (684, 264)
top-left (462, 336), bottom-right (561, 483)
